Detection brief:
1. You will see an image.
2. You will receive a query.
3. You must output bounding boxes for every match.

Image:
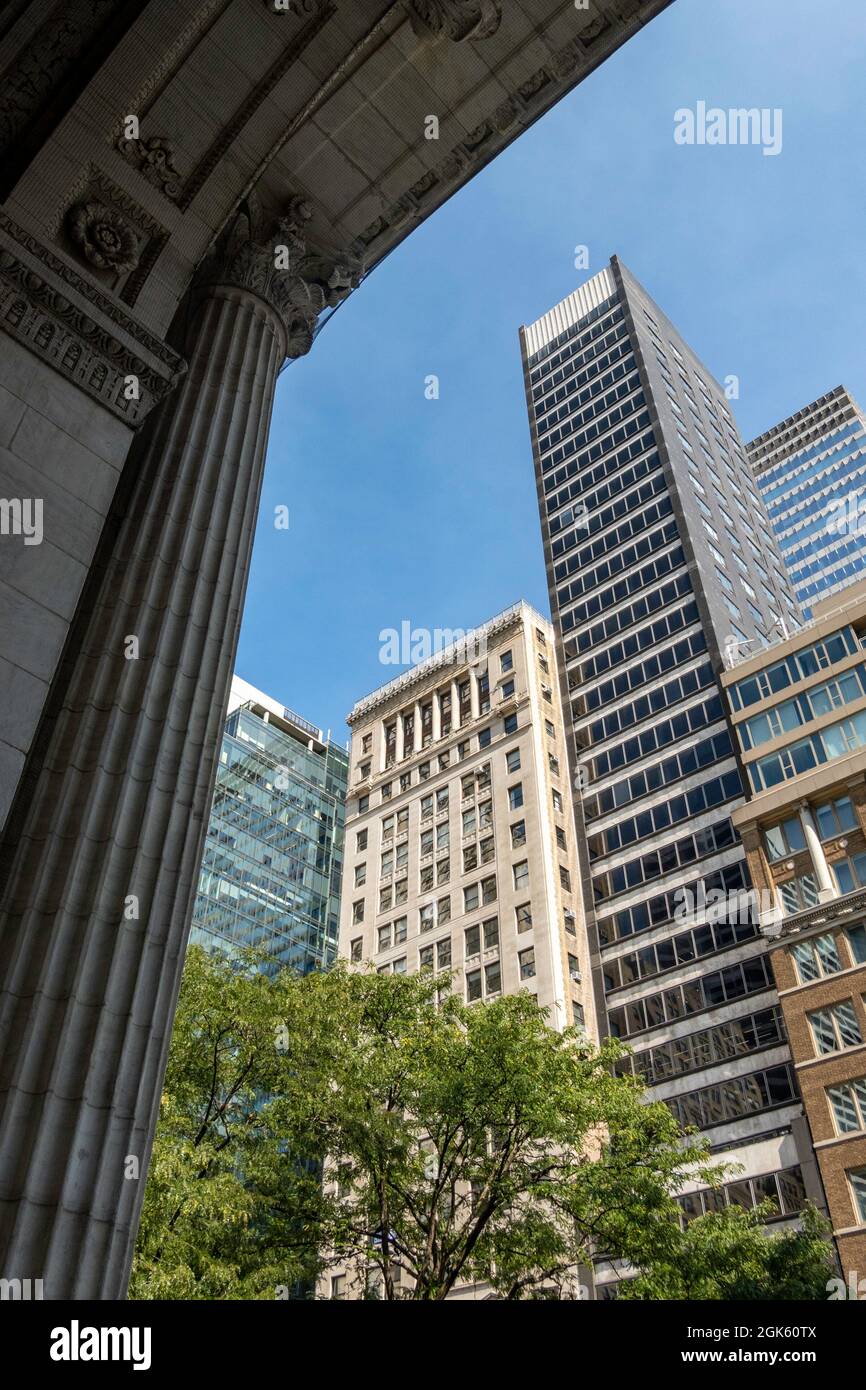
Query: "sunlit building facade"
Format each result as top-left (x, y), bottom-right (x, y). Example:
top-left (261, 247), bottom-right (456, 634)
top-left (519, 260), bottom-right (820, 1292)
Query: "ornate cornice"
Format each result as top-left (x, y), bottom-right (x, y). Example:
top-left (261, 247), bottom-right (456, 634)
top-left (0, 211), bottom-right (184, 426)
top-left (200, 197), bottom-right (362, 359)
top-left (405, 0), bottom-right (502, 41)
top-left (352, 2), bottom-right (630, 260)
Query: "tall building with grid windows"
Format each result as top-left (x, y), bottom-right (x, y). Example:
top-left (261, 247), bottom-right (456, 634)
top-left (748, 386), bottom-right (866, 617)
top-left (519, 260), bottom-right (823, 1290)
top-left (190, 675), bottom-right (348, 974)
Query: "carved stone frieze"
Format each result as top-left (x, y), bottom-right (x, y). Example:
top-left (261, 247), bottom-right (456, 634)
top-left (405, 0), bottom-right (502, 42)
top-left (116, 136), bottom-right (183, 200)
top-left (0, 211), bottom-right (184, 426)
top-left (201, 197), bottom-right (363, 359)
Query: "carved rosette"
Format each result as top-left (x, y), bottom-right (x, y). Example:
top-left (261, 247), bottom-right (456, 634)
top-left (66, 200), bottom-right (140, 273)
top-left (203, 198), bottom-right (363, 359)
top-left (406, 0), bottom-right (502, 41)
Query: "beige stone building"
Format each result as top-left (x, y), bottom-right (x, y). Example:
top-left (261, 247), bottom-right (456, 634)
top-left (338, 601), bottom-right (595, 1037)
top-left (721, 578), bottom-right (866, 1283)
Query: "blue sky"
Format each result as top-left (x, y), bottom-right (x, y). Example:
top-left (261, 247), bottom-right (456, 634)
top-left (236, 0), bottom-right (866, 744)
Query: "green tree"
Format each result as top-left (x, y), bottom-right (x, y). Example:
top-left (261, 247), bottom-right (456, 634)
top-left (619, 1202), bottom-right (835, 1301)
top-left (132, 951), bottom-right (828, 1302)
top-left (130, 945), bottom-right (336, 1299)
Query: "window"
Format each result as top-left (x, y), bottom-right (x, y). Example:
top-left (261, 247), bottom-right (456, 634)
top-left (358, 761), bottom-right (370, 782)
top-left (359, 795), bottom-right (369, 813)
top-left (464, 883), bottom-right (479, 912)
top-left (506, 748), bottom-right (521, 774)
top-left (504, 713), bottom-right (518, 735)
top-left (478, 726), bottom-right (492, 749)
top-left (437, 937), bottom-right (451, 970)
top-left (516, 903), bottom-right (532, 932)
top-left (815, 796), bottom-right (857, 839)
top-left (350, 938), bottom-right (362, 963)
top-left (465, 924), bottom-right (480, 956)
top-left (568, 953), bottom-right (581, 981)
top-left (420, 829), bottom-right (434, 857)
top-left (466, 969), bottom-right (482, 1002)
top-left (485, 960), bottom-right (502, 995)
top-left (519, 947), bottom-right (536, 980)
top-left (482, 917), bottom-right (499, 950)
top-left (513, 861), bottom-right (529, 889)
top-left (848, 1168), bottom-right (866, 1224)
top-left (437, 858), bottom-right (450, 885)
top-left (354, 863), bottom-right (366, 886)
top-left (848, 926), bottom-right (866, 964)
top-left (378, 924), bottom-right (391, 952)
top-left (481, 875), bottom-right (497, 904)
top-left (501, 679), bottom-right (515, 699)
top-left (394, 916), bottom-right (407, 944)
top-left (790, 933), bottom-right (841, 984)
top-left (832, 853), bottom-right (866, 895)
top-left (420, 903), bottom-right (435, 933)
top-left (462, 807), bottom-right (476, 836)
top-left (421, 793), bottom-right (433, 821)
top-left (500, 649), bottom-right (513, 673)
top-left (808, 1001), bottom-right (862, 1055)
top-left (463, 844), bottom-right (477, 873)
top-left (436, 822), bottom-right (449, 852)
top-left (352, 900), bottom-right (364, 924)
top-left (438, 895), bottom-right (451, 925)
top-left (382, 814), bottom-right (394, 842)
top-left (511, 820), bottom-right (526, 848)
top-left (419, 944), bottom-right (434, 971)
top-left (480, 835), bottom-right (495, 865)
top-left (509, 784), bottom-right (524, 811)
top-left (356, 829), bottom-right (367, 852)
top-left (379, 886), bottom-right (392, 912)
top-left (763, 816), bottom-right (806, 862)
top-left (331, 1275), bottom-right (345, 1300)
top-left (552, 789), bottom-right (563, 813)
top-left (827, 1077), bottom-right (866, 1134)
top-left (436, 787), bottom-right (449, 814)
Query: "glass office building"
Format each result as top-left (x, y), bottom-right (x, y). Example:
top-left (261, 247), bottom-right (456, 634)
top-left (519, 260), bottom-right (823, 1288)
top-left (190, 675), bottom-right (348, 973)
top-left (748, 385), bottom-right (866, 616)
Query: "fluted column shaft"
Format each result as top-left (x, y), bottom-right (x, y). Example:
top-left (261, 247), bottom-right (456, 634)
top-left (0, 283), bottom-right (285, 1298)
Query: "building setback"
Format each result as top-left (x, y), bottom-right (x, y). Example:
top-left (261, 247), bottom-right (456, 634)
top-left (191, 676), bottom-right (347, 974)
top-left (519, 259), bottom-right (821, 1290)
top-left (722, 579), bottom-right (866, 1282)
top-left (748, 386), bottom-right (866, 616)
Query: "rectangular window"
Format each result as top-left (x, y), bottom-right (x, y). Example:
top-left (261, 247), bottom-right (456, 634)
top-left (848, 1168), bottom-right (866, 1224)
top-left (516, 903), bottom-right (532, 932)
top-left (464, 883), bottom-right (479, 912)
top-left (465, 924), bottom-right (480, 957)
top-left (506, 747), bottom-right (521, 774)
top-left (519, 947), bottom-right (536, 980)
top-left (511, 820), bottom-right (526, 848)
top-left (466, 969), bottom-right (482, 1002)
top-left (790, 933), bottom-right (841, 984)
top-left (513, 861), bottom-right (529, 889)
top-left (808, 1001), bottom-right (862, 1055)
top-left (509, 784), bottom-right (524, 811)
top-left (827, 1077), bottom-right (866, 1134)
top-left (485, 959), bottom-right (502, 995)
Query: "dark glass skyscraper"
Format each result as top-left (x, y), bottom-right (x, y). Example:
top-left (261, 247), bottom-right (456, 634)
top-left (520, 259), bottom-right (824, 1287)
top-left (190, 676), bottom-right (347, 974)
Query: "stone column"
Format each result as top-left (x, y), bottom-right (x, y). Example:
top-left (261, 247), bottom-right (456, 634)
top-left (798, 803), bottom-right (836, 903)
top-left (414, 699), bottom-right (423, 753)
top-left (0, 200), bottom-right (360, 1299)
top-left (470, 672), bottom-right (480, 721)
top-left (432, 692), bottom-right (442, 742)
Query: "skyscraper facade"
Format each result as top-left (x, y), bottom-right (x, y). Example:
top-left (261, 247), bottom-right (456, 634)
top-left (190, 675), bottom-right (348, 974)
top-left (519, 260), bottom-right (821, 1286)
top-left (748, 386), bottom-right (866, 616)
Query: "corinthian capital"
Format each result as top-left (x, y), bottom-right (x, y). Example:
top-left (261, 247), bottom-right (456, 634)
top-left (201, 196), bottom-right (363, 358)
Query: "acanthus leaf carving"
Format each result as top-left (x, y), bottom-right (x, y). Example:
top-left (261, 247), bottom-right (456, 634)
top-left (405, 0), bottom-right (502, 42)
top-left (116, 136), bottom-right (183, 200)
top-left (201, 197), bottom-right (363, 359)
